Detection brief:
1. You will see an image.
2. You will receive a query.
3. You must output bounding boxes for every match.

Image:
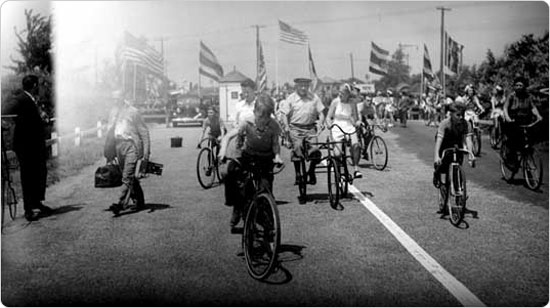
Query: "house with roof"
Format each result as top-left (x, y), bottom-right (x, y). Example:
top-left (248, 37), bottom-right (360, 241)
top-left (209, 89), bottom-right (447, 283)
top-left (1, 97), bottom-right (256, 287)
top-left (219, 68), bottom-right (251, 124)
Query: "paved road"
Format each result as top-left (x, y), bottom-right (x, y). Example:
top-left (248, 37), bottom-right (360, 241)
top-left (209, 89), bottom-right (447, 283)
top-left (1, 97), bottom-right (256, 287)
top-left (1, 121), bottom-right (548, 306)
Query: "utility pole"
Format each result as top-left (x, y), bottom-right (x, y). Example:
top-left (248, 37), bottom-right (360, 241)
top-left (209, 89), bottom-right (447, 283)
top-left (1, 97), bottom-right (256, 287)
top-left (350, 53), bottom-right (355, 79)
top-left (437, 6), bottom-right (451, 97)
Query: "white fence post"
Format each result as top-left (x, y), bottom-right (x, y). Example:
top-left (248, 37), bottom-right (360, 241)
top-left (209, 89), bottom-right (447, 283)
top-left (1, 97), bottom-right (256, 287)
top-left (75, 127), bottom-right (81, 146)
top-left (51, 132), bottom-right (58, 157)
top-left (97, 120), bottom-right (103, 138)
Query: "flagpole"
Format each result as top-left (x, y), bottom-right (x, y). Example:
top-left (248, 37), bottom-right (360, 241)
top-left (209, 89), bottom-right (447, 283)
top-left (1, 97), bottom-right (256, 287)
top-left (437, 6), bottom-right (451, 97)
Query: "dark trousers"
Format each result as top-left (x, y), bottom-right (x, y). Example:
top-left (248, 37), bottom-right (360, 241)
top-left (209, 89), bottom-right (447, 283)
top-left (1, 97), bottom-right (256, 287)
top-left (116, 140), bottom-right (143, 204)
top-left (16, 149), bottom-right (47, 213)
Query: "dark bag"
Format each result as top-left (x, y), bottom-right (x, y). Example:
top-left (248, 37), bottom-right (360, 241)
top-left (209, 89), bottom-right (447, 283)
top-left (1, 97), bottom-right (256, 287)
top-left (94, 162), bottom-right (122, 188)
top-left (104, 126), bottom-right (117, 161)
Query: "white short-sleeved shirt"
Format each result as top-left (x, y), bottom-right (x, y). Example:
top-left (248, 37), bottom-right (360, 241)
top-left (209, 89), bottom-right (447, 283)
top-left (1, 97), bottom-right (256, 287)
top-left (279, 92), bottom-right (324, 126)
top-left (233, 99), bottom-right (255, 127)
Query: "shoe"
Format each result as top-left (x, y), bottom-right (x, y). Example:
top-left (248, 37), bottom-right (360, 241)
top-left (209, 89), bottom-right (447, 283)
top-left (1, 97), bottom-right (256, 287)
top-left (331, 203), bottom-right (344, 211)
top-left (298, 196), bottom-right (307, 205)
top-left (437, 207), bottom-right (448, 215)
top-left (354, 171), bottom-right (363, 179)
top-left (230, 207), bottom-right (241, 228)
top-left (37, 204), bottom-right (54, 214)
top-left (307, 173), bottom-right (317, 185)
top-left (24, 211), bottom-right (37, 221)
top-left (109, 203), bottom-right (122, 215)
top-left (433, 172), bottom-right (440, 188)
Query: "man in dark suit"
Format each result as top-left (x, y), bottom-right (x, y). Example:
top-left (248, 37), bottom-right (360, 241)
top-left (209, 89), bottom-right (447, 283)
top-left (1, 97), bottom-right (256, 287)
top-left (2, 75), bottom-right (53, 221)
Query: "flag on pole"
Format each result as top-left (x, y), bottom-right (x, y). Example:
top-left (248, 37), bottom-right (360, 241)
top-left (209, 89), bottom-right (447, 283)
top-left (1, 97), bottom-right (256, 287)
top-left (279, 20), bottom-right (308, 45)
top-left (308, 45), bottom-right (320, 92)
top-left (199, 41), bottom-right (224, 82)
top-left (369, 42), bottom-right (389, 75)
top-left (118, 31), bottom-right (164, 77)
top-left (444, 32), bottom-right (464, 75)
top-left (422, 44), bottom-right (435, 81)
top-left (257, 38), bottom-right (267, 93)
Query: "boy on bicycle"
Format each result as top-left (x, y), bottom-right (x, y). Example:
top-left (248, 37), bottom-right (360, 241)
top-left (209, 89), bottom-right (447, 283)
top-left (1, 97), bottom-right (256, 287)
top-left (433, 102), bottom-right (475, 214)
top-left (197, 106), bottom-right (225, 152)
top-left (219, 94), bottom-right (283, 232)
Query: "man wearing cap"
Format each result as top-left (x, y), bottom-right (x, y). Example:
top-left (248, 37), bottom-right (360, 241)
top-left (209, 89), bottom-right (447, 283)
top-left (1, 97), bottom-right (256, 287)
top-left (279, 78), bottom-right (326, 203)
top-left (106, 91), bottom-right (150, 214)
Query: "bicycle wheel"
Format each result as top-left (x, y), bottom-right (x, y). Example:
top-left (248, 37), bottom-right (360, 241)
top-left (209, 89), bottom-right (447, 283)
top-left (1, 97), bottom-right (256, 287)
top-left (369, 136), bottom-right (388, 170)
top-left (196, 147), bottom-right (215, 189)
top-left (448, 164), bottom-right (466, 226)
top-left (211, 144), bottom-right (224, 183)
top-left (523, 149), bottom-right (543, 191)
top-left (327, 158), bottom-right (340, 209)
top-left (499, 142), bottom-right (516, 182)
top-left (298, 159), bottom-right (307, 200)
top-left (2, 182), bottom-right (17, 221)
top-left (472, 129), bottom-right (482, 157)
top-left (339, 157), bottom-right (350, 197)
top-left (242, 192), bottom-right (280, 280)
top-left (490, 123), bottom-right (500, 149)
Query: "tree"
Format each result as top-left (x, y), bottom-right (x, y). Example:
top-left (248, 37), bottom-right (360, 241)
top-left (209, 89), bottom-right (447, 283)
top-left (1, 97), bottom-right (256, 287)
top-left (374, 47), bottom-right (411, 91)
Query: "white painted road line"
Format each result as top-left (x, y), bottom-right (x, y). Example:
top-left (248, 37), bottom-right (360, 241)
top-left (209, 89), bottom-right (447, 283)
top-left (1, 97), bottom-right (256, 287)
top-left (349, 185), bottom-right (486, 307)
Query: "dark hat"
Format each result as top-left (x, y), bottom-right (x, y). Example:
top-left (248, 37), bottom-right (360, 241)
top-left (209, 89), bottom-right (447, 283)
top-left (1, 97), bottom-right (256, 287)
top-left (294, 77), bottom-right (312, 84)
top-left (240, 78), bottom-right (256, 89)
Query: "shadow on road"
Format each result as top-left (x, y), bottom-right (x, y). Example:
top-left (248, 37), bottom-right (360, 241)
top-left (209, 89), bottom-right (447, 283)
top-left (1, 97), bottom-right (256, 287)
top-left (261, 243), bottom-right (306, 285)
top-left (108, 203), bottom-right (171, 217)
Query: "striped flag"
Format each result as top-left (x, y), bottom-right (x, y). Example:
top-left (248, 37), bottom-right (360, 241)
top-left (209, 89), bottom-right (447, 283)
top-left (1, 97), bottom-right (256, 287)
top-left (257, 38), bottom-right (267, 93)
top-left (369, 42), bottom-right (389, 75)
top-left (199, 41), bottom-right (224, 82)
top-left (118, 31), bottom-right (164, 77)
top-left (422, 44), bottom-right (435, 81)
top-left (279, 20), bottom-right (308, 45)
top-left (308, 45), bottom-right (320, 92)
top-left (444, 32), bottom-right (464, 75)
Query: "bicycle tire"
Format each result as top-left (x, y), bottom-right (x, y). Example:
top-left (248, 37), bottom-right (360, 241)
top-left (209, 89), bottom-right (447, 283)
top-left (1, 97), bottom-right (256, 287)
top-left (196, 147), bottom-right (215, 189)
top-left (490, 124), bottom-right (501, 149)
top-left (2, 182), bottom-right (17, 221)
top-left (499, 142), bottom-right (516, 182)
top-left (448, 164), bottom-right (465, 226)
top-left (242, 192), bottom-right (280, 280)
top-left (340, 154), bottom-right (350, 197)
top-left (369, 136), bottom-right (388, 170)
top-left (327, 158), bottom-right (340, 209)
top-left (211, 144), bottom-right (224, 183)
top-left (523, 149), bottom-right (543, 191)
top-left (298, 159), bottom-right (307, 200)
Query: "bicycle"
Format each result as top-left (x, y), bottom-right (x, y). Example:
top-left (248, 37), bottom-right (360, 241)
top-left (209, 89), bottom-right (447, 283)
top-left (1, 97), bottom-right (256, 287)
top-left (1, 119), bottom-right (18, 227)
top-left (359, 122), bottom-right (389, 170)
top-left (196, 136), bottom-right (224, 189)
top-left (436, 146), bottom-right (477, 226)
top-left (500, 120), bottom-right (543, 191)
top-left (489, 109), bottom-right (504, 149)
top-left (465, 109), bottom-right (482, 157)
top-left (225, 157), bottom-right (283, 280)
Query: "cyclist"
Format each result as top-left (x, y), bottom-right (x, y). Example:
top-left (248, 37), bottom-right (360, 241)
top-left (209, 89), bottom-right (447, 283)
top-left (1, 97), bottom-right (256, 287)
top-left (490, 85), bottom-right (506, 140)
top-left (279, 77), bottom-right (326, 204)
top-left (219, 94), bottom-right (283, 232)
top-left (502, 76), bottom-right (543, 171)
top-left (384, 89), bottom-right (396, 127)
top-left (460, 84), bottom-right (485, 130)
top-left (197, 106), bottom-right (225, 150)
top-left (326, 83), bottom-right (364, 179)
top-left (433, 102), bottom-right (476, 214)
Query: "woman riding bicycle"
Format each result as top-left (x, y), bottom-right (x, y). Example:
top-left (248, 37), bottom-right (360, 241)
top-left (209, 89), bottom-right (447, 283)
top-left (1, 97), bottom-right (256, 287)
top-left (326, 83), bottom-right (364, 179)
top-left (460, 84), bottom-right (485, 130)
top-left (219, 94), bottom-right (283, 232)
top-left (502, 76), bottom-right (543, 170)
top-left (433, 102), bottom-right (475, 214)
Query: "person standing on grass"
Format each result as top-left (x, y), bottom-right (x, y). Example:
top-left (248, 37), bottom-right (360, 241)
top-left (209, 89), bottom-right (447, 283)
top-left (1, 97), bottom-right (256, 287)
top-left (2, 75), bottom-right (53, 221)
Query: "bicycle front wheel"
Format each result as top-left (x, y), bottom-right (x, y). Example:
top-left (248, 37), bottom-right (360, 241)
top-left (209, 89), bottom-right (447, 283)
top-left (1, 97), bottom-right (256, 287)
top-left (196, 147), bottom-right (215, 189)
top-left (448, 164), bottom-right (466, 226)
top-left (327, 158), bottom-right (340, 210)
top-left (523, 149), bottom-right (543, 191)
top-left (242, 192), bottom-right (280, 280)
top-left (472, 129), bottom-right (482, 157)
top-left (369, 136), bottom-right (388, 170)
top-left (490, 124), bottom-right (501, 149)
top-left (298, 159), bottom-right (307, 199)
top-left (499, 142), bottom-right (516, 182)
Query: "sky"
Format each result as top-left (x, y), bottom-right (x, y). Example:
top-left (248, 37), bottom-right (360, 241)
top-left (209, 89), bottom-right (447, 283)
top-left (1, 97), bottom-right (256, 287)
top-left (1, 1), bottom-right (548, 87)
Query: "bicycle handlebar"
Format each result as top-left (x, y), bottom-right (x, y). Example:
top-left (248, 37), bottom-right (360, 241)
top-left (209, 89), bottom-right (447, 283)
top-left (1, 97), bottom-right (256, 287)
top-left (221, 157), bottom-right (285, 175)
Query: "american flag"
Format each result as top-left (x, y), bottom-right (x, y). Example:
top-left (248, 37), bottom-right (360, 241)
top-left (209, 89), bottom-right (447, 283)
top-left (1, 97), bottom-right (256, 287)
top-left (257, 38), bottom-right (267, 93)
top-left (422, 44), bottom-right (435, 81)
top-left (118, 31), bottom-right (164, 77)
top-left (445, 32), bottom-right (464, 75)
top-left (369, 42), bottom-right (389, 75)
top-left (199, 41), bottom-right (224, 82)
top-left (279, 20), bottom-right (308, 45)
top-left (308, 45), bottom-right (320, 92)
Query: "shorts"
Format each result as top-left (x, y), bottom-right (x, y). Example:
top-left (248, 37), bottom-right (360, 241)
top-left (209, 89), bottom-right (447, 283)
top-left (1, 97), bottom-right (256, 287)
top-left (289, 125), bottom-right (321, 162)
